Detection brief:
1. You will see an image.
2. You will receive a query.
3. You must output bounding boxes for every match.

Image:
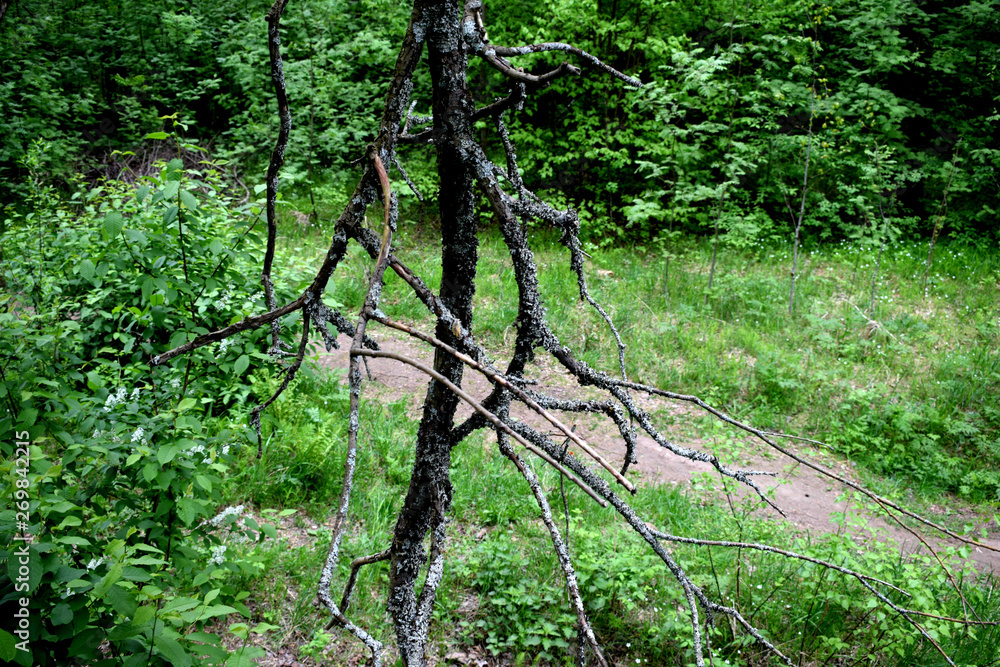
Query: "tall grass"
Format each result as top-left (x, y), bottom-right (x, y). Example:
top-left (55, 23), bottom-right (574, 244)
top-left (225, 214), bottom-right (1000, 664)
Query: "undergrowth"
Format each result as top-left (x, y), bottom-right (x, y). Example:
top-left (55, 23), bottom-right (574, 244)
top-left (221, 368), bottom-right (1000, 666)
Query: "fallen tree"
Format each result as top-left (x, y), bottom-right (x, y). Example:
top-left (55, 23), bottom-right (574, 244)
top-left (153, 1), bottom-right (998, 664)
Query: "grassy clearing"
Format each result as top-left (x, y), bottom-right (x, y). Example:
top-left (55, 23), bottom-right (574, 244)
top-left (279, 216), bottom-right (1000, 503)
top-left (207, 218), bottom-right (1000, 665)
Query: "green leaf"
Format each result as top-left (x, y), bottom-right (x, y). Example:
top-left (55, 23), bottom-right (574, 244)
top-left (136, 185), bottom-right (151, 203)
top-left (107, 585), bottom-right (139, 618)
top-left (163, 181), bottom-right (180, 199)
top-left (93, 561), bottom-right (124, 598)
top-left (179, 189), bottom-right (198, 210)
top-left (233, 355), bottom-right (249, 376)
top-left (7, 544), bottom-right (42, 594)
top-left (145, 131), bottom-right (169, 140)
top-left (132, 605), bottom-right (157, 627)
top-left (251, 622), bottom-right (280, 634)
top-left (141, 276), bottom-right (155, 302)
top-left (226, 648), bottom-right (266, 667)
top-left (176, 498), bottom-right (204, 526)
top-left (78, 259), bottom-right (96, 280)
top-left (154, 636), bottom-right (192, 667)
top-left (0, 629), bottom-right (17, 662)
top-left (176, 397), bottom-right (197, 412)
top-left (201, 604), bottom-right (239, 620)
top-left (157, 444), bottom-right (180, 466)
top-left (51, 602), bottom-right (74, 626)
top-left (130, 555), bottom-right (167, 566)
top-left (124, 228), bottom-right (147, 244)
top-left (16, 408), bottom-right (37, 427)
top-left (103, 211), bottom-right (125, 237)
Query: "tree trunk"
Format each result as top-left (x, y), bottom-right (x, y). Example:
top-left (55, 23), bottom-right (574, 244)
top-left (387, 1), bottom-right (478, 663)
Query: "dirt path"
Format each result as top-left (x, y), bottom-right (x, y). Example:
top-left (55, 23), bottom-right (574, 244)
top-left (315, 328), bottom-right (1000, 574)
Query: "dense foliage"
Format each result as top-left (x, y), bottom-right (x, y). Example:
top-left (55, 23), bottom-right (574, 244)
top-left (0, 145), bottom-right (307, 665)
top-left (1, 0), bottom-right (997, 246)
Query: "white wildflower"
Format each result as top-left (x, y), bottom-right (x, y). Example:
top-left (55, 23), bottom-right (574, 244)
top-left (103, 387), bottom-right (127, 411)
top-left (209, 545), bottom-right (227, 565)
top-left (130, 387), bottom-right (140, 400)
top-left (218, 338), bottom-right (231, 355)
top-left (169, 378), bottom-right (181, 389)
top-left (209, 505), bottom-right (245, 527)
top-left (131, 427), bottom-right (144, 443)
top-left (86, 557), bottom-right (105, 571)
top-left (215, 289), bottom-right (233, 312)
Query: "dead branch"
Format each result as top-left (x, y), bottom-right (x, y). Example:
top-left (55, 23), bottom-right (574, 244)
top-left (496, 431), bottom-right (609, 667)
top-left (353, 348), bottom-right (609, 507)
top-left (262, 0), bottom-right (293, 355)
top-left (339, 548), bottom-right (391, 614)
top-left (372, 315), bottom-right (635, 492)
top-left (151, 1), bottom-right (994, 664)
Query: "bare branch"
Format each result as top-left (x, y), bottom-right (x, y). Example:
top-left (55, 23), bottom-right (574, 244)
top-left (391, 151), bottom-right (424, 201)
top-left (507, 419), bottom-right (792, 667)
top-left (462, 2), bottom-right (641, 89)
top-left (496, 431), bottom-right (609, 667)
top-left (339, 548), bottom-right (392, 614)
top-left (598, 376), bottom-right (1000, 555)
top-left (353, 348), bottom-right (609, 507)
top-left (649, 529), bottom-right (908, 595)
top-left (316, 149), bottom-right (399, 667)
top-left (152, 295), bottom-right (306, 366)
top-left (372, 315), bottom-right (636, 492)
top-left (249, 314), bottom-right (310, 457)
top-left (262, 0), bottom-right (293, 353)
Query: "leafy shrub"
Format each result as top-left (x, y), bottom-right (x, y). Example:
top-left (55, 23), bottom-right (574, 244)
top-left (0, 152), bottom-right (295, 664)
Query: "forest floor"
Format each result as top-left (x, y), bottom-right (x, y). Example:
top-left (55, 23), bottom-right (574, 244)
top-left (315, 329), bottom-right (1000, 574)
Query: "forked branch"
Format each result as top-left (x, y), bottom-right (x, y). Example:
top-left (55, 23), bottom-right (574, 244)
top-left (152, 1), bottom-right (992, 665)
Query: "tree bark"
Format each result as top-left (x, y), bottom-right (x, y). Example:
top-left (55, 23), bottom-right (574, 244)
top-left (387, 1), bottom-right (479, 663)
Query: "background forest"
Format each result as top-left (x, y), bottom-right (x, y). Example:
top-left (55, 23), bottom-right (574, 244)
top-left (1, 0), bottom-right (999, 665)
top-left (2, 0), bottom-right (998, 244)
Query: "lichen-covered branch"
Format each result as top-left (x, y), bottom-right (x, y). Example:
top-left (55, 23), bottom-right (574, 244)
top-left (262, 0), bottom-right (293, 354)
top-left (150, 1), bottom-right (990, 665)
top-left (496, 431), bottom-right (609, 667)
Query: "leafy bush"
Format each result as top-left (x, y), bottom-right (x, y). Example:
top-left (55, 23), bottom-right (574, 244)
top-left (0, 151), bottom-right (297, 664)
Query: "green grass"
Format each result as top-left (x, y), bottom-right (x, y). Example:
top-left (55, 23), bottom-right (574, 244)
top-left (218, 366), bottom-right (1000, 666)
top-left (216, 213), bottom-right (1000, 665)
top-left (276, 216), bottom-right (1000, 503)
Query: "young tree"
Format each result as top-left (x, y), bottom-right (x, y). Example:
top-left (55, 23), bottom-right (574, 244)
top-left (153, 1), bottom-right (996, 665)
